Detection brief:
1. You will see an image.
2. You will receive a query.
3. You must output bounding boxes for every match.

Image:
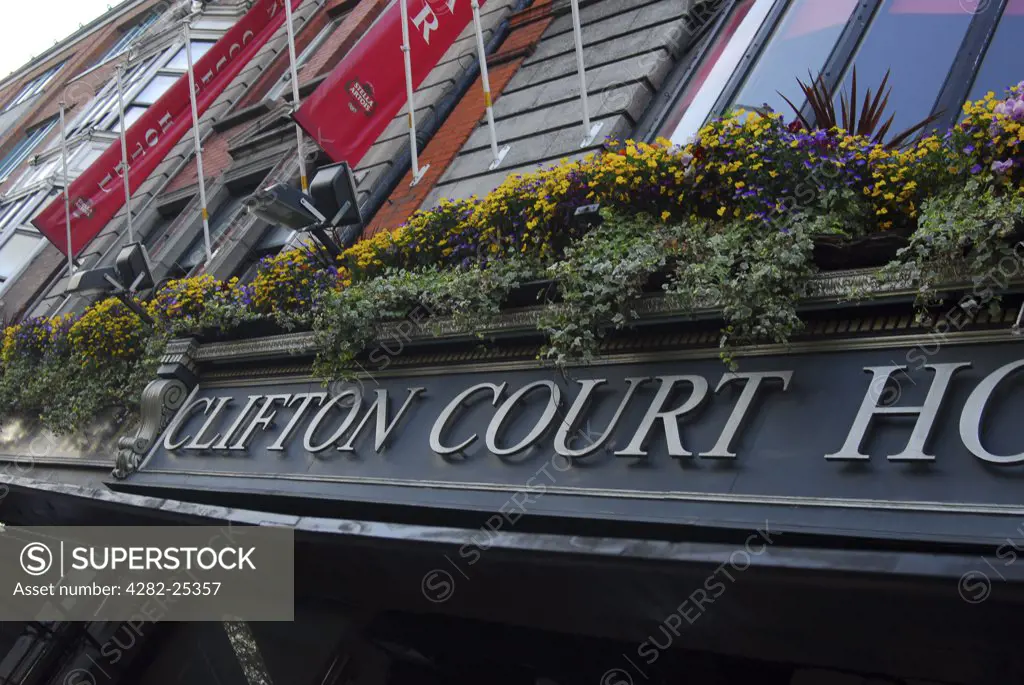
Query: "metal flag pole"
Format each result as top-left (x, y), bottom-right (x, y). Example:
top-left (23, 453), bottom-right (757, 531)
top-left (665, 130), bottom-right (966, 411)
top-left (58, 101), bottom-right (75, 276)
top-left (470, 0), bottom-right (510, 170)
top-left (283, 0), bottom-right (310, 192)
top-left (115, 62), bottom-right (134, 243)
top-left (568, 0), bottom-right (602, 147)
top-left (184, 17), bottom-right (213, 262)
top-left (399, 0), bottom-right (428, 186)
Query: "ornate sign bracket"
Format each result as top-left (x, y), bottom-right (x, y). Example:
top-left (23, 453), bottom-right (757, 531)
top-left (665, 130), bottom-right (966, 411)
top-left (112, 338), bottom-right (200, 479)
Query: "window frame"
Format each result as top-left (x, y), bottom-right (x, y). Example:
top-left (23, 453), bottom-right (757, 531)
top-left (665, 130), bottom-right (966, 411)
top-left (3, 62), bottom-right (65, 113)
top-left (0, 187), bottom-right (59, 291)
top-left (99, 9), bottom-right (162, 66)
top-left (0, 117), bottom-right (58, 183)
top-left (662, 0), bottom-right (1018, 142)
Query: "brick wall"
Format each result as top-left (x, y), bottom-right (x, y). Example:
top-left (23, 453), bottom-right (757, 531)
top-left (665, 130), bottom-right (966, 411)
top-left (0, 0), bottom-right (164, 171)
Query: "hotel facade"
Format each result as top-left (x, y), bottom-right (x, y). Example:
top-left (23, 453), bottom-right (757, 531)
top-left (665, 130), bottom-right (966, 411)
top-left (0, 0), bottom-right (1021, 683)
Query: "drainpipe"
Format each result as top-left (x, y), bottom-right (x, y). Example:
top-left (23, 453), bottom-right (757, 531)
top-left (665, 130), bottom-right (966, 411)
top-left (343, 0), bottom-right (533, 246)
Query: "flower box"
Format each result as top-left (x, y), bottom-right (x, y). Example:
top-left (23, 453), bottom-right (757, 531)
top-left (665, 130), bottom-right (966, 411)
top-left (812, 232), bottom-right (910, 271)
top-left (194, 318), bottom-right (291, 343)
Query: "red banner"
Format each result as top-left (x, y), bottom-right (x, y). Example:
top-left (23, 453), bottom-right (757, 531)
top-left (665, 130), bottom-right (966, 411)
top-left (294, 0), bottom-right (483, 165)
top-left (33, 0), bottom-right (301, 257)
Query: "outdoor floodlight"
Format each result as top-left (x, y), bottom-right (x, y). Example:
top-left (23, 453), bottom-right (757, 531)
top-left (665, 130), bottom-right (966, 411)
top-left (572, 203), bottom-right (603, 229)
top-left (309, 161), bottom-right (361, 228)
top-left (244, 184), bottom-right (324, 230)
top-left (65, 242), bottom-right (155, 325)
top-left (244, 162), bottom-right (363, 258)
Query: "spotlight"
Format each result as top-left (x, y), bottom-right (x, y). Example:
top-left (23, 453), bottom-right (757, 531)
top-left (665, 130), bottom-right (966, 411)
top-left (66, 242), bottom-right (155, 324)
top-left (244, 184), bottom-right (325, 230)
top-left (571, 203), bottom-right (603, 228)
top-left (244, 162), bottom-right (363, 257)
top-left (309, 161), bottom-right (361, 228)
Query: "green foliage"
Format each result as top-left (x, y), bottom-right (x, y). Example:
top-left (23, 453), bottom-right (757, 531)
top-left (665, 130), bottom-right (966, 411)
top-left (881, 179), bottom-right (1024, 318)
top-left (313, 259), bottom-right (538, 380)
top-left (667, 218), bottom-right (817, 369)
top-left (539, 212), bottom-right (681, 367)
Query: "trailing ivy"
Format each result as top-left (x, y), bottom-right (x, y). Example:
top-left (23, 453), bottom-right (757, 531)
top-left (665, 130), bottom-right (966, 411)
top-left (539, 212), bottom-right (683, 367)
top-left (881, 178), bottom-right (1024, 319)
top-left (313, 259), bottom-right (538, 380)
top-left (666, 217), bottom-right (817, 369)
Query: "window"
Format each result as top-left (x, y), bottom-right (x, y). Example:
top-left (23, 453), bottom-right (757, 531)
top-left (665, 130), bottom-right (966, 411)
top-left (967, 0), bottom-right (1024, 102)
top-left (0, 188), bottom-right (58, 286)
top-left (107, 105), bottom-right (147, 132)
top-left (191, 16), bottom-right (238, 32)
top-left (100, 10), bottom-right (162, 64)
top-left (662, 0), bottom-right (1023, 146)
top-left (176, 192), bottom-right (249, 272)
top-left (0, 117), bottom-right (57, 182)
top-left (68, 38), bottom-right (217, 138)
top-left (165, 41), bottom-right (216, 71)
top-left (133, 74), bottom-right (178, 106)
top-left (665, 0), bottom-right (772, 143)
top-left (838, 0), bottom-right (975, 135)
top-left (267, 17), bottom-right (344, 100)
top-left (0, 233), bottom-right (42, 282)
top-left (730, 0), bottom-right (859, 115)
top-left (3, 62), bottom-right (64, 112)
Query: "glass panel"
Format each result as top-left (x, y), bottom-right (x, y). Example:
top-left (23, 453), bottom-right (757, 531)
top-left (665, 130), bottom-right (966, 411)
top-left (967, 0), bottom-right (1024, 102)
top-left (0, 120), bottom-right (53, 181)
top-left (192, 16), bottom-right (238, 31)
top-left (0, 233), bottom-right (42, 279)
top-left (731, 0), bottom-right (859, 115)
top-left (839, 0), bottom-right (974, 135)
top-left (165, 41), bottom-right (216, 71)
top-left (664, 0), bottom-right (768, 142)
top-left (133, 74), bottom-right (178, 106)
top-left (180, 194), bottom-right (246, 268)
top-left (108, 105), bottom-right (148, 132)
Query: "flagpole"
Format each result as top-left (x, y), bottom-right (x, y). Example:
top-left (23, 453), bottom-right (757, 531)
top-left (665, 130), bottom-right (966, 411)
top-left (57, 101), bottom-right (75, 276)
top-left (115, 62), bottom-right (134, 243)
top-left (470, 0), bottom-right (509, 170)
top-left (183, 18), bottom-right (213, 262)
top-left (399, 0), bottom-right (428, 186)
top-left (283, 0), bottom-right (309, 193)
top-left (568, 0), bottom-right (602, 147)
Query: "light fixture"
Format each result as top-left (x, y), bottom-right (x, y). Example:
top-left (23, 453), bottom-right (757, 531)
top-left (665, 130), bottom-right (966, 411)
top-left (65, 242), bottom-right (155, 324)
top-left (244, 162), bottom-right (363, 258)
top-left (571, 202), bottom-right (603, 229)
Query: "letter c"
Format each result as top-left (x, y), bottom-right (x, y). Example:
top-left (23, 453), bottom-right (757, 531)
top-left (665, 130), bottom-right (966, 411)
top-left (960, 359), bottom-right (1024, 464)
top-left (164, 398), bottom-right (215, 450)
top-left (429, 383), bottom-right (506, 454)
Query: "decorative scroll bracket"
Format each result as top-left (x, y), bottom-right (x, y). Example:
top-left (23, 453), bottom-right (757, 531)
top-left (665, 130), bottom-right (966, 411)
top-left (112, 338), bottom-right (199, 480)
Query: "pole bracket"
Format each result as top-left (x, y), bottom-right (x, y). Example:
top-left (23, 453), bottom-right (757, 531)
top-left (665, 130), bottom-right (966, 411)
top-left (580, 121), bottom-right (604, 148)
top-left (489, 145), bottom-right (511, 171)
top-left (410, 164), bottom-right (430, 187)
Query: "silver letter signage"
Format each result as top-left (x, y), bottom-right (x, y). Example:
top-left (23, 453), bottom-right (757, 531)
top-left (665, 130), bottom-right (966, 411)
top-left (615, 375), bottom-right (710, 458)
top-left (960, 359), bottom-right (1024, 465)
top-left (485, 381), bottom-right (561, 457)
top-left (699, 371), bottom-right (793, 459)
top-left (554, 378), bottom-right (647, 459)
top-left (430, 383), bottom-right (506, 455)
top-left (825, 363), bottom-right (969, 462)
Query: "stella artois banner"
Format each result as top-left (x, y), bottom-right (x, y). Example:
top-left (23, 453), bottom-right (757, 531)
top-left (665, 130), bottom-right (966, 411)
top-left (294, 0), bottom-right (483, 165)
top-left (33, 0), bottom-right (302, 257)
